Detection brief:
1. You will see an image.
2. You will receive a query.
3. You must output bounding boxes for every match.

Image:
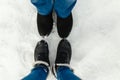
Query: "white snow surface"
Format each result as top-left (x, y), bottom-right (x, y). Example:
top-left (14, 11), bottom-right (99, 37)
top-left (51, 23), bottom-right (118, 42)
top-left (0, 0), bottom-right (120, 80)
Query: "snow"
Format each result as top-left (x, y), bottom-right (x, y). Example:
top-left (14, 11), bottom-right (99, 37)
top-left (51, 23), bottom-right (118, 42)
top-left (0, 0), bottom-right (120, 80)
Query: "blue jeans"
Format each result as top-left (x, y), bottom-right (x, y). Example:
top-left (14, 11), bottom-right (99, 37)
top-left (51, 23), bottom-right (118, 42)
top-left (22, 66), bottom-right (81, 80)
top-left (31, 0), bottom-right (77, 18)
top-left (22, 66), bottom-right (48, 80)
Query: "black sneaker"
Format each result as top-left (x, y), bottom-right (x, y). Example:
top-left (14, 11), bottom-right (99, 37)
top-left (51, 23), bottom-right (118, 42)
top-left (57, 13), bottom-right (73, 38)
top-left (52, 39), bottom-right (72, 77)
top-left (37, 13), bottom-right (53, 36)
top-left (34, 40), bottom-right (50, 67)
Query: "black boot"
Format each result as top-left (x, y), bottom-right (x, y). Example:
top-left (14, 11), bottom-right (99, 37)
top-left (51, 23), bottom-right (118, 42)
top-left (57, 13), bottom-right (73, 38)
top-left (37, 13), bottom-right (53, 36)
top-left (55, 39), bottom-right (72, 64)
top-left (52, 39), bottom-right (72, 77)
top-left (34, 40), bottom-right (50, 68)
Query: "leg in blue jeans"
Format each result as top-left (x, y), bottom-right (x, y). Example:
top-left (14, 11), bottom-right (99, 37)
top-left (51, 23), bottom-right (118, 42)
top-left (54, 0), bottom-right (77, 18)
top-left (31, 0), bottom-right (53, 15)
top-left (22, 66), bottom-right (48, 80)
top-left (31, 0), bottom-right (77, 17)
top-left (57, 66), bottom-right (81, 80)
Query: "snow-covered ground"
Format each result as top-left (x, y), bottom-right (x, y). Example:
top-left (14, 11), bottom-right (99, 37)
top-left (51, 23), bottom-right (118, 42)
top-left (0, 0), bottom-right (120, 80)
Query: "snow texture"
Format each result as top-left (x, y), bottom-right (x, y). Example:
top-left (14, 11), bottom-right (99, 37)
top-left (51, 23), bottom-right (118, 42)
top-left (0, 0), bottom-right (120, 80)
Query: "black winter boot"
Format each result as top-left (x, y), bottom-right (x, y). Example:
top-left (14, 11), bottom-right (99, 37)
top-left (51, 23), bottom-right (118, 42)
top-left (55, 39), bottom-right (72, 64)
top-left (37, 13), bottom-right (53, 36)
top-left (52, 39), bottom-right (72, 77)
top-left (57, 13), bottom-right (73, 38)
top-left (34, 40), bottom-right (50, 68)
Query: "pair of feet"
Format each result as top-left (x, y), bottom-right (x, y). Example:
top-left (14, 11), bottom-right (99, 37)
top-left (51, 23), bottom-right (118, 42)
top-left (34, 39), bottom-right (72, 77)
top-left (37, 13), bottom-right (73, 38)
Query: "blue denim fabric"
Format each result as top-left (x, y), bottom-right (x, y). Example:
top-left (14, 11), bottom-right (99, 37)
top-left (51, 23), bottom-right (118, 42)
top-left (31, 0), bottom-right (53, 15)
top-left (22, 66), bottom-right (81, 80)
top-left (54, 0), bottom-right (77, 18)
top-left (22, 66), bottom-right (48, 80)
top-left (57, 66), bottom-right (81, 80)
top-left (31, 0), bottom-right (77, 18)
